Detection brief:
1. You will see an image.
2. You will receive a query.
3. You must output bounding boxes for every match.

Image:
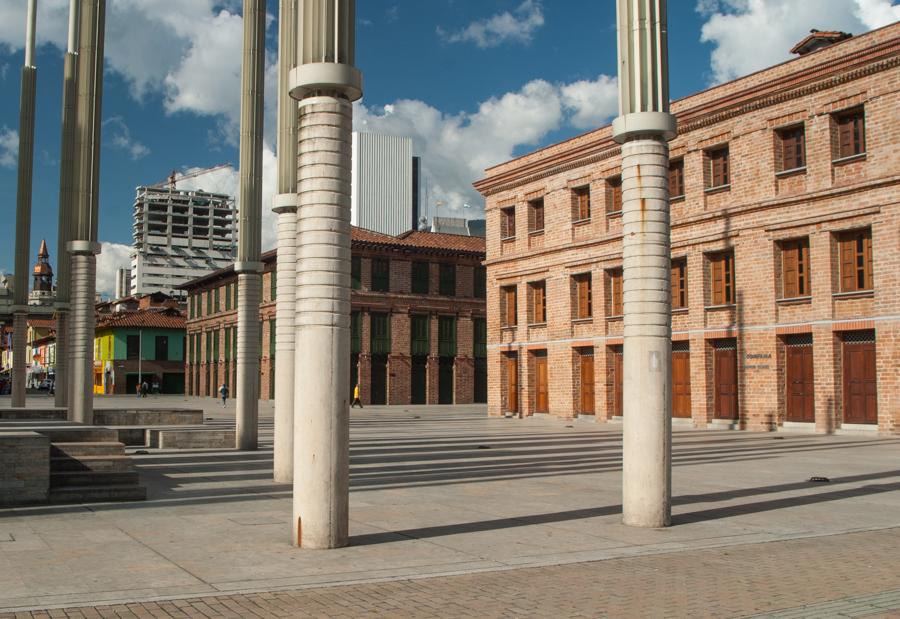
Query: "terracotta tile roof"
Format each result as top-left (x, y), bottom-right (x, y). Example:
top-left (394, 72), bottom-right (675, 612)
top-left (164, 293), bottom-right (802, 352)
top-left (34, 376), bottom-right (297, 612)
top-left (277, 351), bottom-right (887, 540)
top-left (395, 230), bottom-right (485, 254)
top-left (96, 311), bottom-right (185, 330)
top-left (28, 319), bottom-right (56, 329)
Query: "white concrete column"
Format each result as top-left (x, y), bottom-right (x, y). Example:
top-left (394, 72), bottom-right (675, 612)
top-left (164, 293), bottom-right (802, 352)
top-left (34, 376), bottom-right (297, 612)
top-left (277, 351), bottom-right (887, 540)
top-left (68, 241), bottom-right (99, 425)
top-left (11, 313), bottom-right (27, 406)
top-left (292, 96), bottom-right (353, 549)
top-left (273, 0), bottom-right (299, 483)
top-left (235, 267), bottom-right (262, 449)
top-left (11, 0), bottom-right (38, 407)
top-left (290, 0), bottom-right (362, 550)
top-left (234, 0), bottom-right (266, 450)
top-left (614, 0), bottom-right (676, 528)
top-left (620, 139), bottom-right (672, 527)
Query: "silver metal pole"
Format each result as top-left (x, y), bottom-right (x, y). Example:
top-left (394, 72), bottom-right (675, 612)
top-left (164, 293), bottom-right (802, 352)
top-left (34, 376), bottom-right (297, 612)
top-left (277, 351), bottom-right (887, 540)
top-left (613, 0), bottom-right (677, 528)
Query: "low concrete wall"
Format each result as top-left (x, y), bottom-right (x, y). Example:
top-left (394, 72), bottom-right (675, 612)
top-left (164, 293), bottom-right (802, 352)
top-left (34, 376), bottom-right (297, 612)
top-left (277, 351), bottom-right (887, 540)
top-left (157, 429), bottom-right (235, 449)
top-left (0, 408), bottom-right (67, 421)
top-left (93, 409), bottom-right (204, 426)
top-left (0, 431), bottom-right (50, 506)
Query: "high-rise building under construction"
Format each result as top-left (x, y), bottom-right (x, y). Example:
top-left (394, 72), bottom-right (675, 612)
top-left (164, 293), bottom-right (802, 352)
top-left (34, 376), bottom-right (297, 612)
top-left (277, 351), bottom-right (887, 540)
top-left (130, 184), bottom-right (236, 298)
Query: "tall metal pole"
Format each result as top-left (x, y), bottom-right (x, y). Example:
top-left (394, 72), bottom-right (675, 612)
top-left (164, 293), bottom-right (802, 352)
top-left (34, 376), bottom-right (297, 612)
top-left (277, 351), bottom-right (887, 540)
top-left (290, 0), bottom-right (362, 549)
top-left (273, 0), bottom-right (299, 482)
top-left (613, 0), bottom-right (677, 528)
top-left (54, 0), bottom-right (80, 409)
top-left (235, 0), bottom-right (266, 450)
top-left (10, 0), bottom-right (38, 408)
top-left (69, 0), bottom-right (106, 424)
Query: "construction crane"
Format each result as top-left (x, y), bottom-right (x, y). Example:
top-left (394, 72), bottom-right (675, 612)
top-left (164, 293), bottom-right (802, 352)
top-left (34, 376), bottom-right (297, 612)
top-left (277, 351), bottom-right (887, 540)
top-left (151, 163), bottom-right (232, 191)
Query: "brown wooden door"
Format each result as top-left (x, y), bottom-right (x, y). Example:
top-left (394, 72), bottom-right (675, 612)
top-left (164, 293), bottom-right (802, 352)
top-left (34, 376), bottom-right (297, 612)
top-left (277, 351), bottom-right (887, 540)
top-left (843, 340), bottom-right (877, 424)
top-left (672, 351), bottom-right (692, 418)
top-left (534, 354), bottom-right (549, 413)
top-left (785, 344), bottom-right (814, 423)
top-left (580, 352), bottom-right (595, 414)
top-left (714, 344), bottom-right (738, 420)
top-left (506, 355), bottom-right (518, 413)
top-left (613, 348), bottom-right (623, 417)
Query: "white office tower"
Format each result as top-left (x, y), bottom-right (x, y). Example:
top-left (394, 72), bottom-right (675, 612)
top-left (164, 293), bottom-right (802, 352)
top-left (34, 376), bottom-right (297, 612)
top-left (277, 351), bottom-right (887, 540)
top-left (130, 186), bottom-right (236, 298)
top-left (114, 268), bottom-right (131, 300)
top-left (351, 132), bottom-right (420, 236)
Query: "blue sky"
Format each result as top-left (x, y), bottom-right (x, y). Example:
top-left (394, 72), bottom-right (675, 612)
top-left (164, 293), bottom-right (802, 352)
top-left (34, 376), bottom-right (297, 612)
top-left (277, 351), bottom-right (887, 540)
top-left (0, 0), bottom-right (897, 295)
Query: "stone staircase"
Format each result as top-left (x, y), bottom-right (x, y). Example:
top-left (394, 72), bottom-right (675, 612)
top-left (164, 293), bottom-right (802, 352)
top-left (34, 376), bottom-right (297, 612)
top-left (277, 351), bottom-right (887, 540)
top-left (39, 427), bottom-right (146, 504)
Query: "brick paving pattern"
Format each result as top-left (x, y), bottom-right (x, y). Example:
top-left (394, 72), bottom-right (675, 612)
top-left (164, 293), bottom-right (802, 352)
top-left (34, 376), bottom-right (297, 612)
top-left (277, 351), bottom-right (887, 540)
top-left (4, 528), bottom-right (899, 618)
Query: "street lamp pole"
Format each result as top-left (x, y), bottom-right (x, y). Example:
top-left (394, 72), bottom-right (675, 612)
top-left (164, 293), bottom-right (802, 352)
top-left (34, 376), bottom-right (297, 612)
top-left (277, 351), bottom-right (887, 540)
top-left (613, 0), bottom-right (677, 528)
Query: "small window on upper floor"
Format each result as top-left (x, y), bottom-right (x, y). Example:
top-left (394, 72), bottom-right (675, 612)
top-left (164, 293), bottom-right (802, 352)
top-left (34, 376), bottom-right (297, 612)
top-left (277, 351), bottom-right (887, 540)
top-left (669, 159), bottom-right (685, 200)
top-left (607, 268), bottom-right (623, 317)
top-left (572, 273), bottom-right (592, 320)
top-left (439, 263), bottom-right (456, 297)
top-left (572, 186), bottom-right (591, 222)
top-left (528, 198), bottom-right (545, 234)
top-left (671, 259), bottom-right (687, 309)
top-left (705, 146), bottom-right (730, 190)
top-left (606, 176), bottom-right (622, 216)
top-left (832, 107), bottom-right (866, 161)
top-left (351, 256), bottom-right (361, 290)
top-left (780, 238), bottom-right (810, 298)
top-left (708, 251), bottom-right (735, 306)
top-left (371, 258), bottom-right (390, 292)
top-left (473, 266), bottom-right (486, 299)
top-left (529, 280), bottom-right (547, 324)
top-left (777, 125), bottom-right (806, 172)
top-left (500, 285), bottom-right (517, 327)
top-left (837, 228), bottom-right (873, 293)
top-left (500, 206), bottom-right (516, 240)
top-left (411, 261), bottom-right (429, 294)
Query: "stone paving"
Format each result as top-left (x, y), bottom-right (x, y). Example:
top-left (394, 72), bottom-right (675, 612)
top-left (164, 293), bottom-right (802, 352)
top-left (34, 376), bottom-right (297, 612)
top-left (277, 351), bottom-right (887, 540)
top-left (1, 396), bottom-right (899, 616)
top-left (1, 529), bottom-right (898, 618)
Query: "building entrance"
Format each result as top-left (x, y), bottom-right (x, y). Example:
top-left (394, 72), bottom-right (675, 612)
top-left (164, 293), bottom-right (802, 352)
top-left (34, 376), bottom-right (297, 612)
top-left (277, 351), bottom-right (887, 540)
top-left (672, 342), bottom-right (691, 418)
top-left (370, 354), bottom-right (388, 405)
top-left (785, 334), bottom-right (814, 423)
top-left (714, 339), bottom-right (738, 420)
top-left (438, 357), bottom-right (454, 404)
top-left (411, 356), bottom-right (427, 404)
top-left (842, 331), bottom-right (877, 424)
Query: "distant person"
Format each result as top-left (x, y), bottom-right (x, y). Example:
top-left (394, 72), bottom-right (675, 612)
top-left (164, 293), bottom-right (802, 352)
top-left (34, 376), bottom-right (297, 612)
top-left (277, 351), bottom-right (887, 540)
top-left (141, 381), bottom-right (149, 398)
top-left (152, 379), bottom-right (160, 394)
top-left (136, 382), bottom-right (142, 398)
top-left (351, 384), bottom-right (363, 408)
top-left (219, 383), bottom-right (229, 407)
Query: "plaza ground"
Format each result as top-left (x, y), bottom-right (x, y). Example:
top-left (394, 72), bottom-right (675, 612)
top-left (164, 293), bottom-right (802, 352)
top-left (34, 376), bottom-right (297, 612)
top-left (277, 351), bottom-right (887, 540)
top-left (0, 396), bottom-right (899, 617)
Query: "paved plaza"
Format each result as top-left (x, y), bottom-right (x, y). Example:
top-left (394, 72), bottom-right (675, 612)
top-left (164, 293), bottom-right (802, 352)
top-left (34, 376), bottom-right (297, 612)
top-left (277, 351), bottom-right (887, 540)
top-left (1, 397), bottom-right (899, 617)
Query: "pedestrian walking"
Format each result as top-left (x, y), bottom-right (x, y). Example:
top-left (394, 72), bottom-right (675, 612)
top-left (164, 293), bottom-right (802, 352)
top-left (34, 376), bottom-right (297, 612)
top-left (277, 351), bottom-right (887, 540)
top-left (219, 383), bottom-right (229, 407)
top-left (351, 384), bottom-right (363, 408)
top-left (141, 381), bottom-right (148, 398)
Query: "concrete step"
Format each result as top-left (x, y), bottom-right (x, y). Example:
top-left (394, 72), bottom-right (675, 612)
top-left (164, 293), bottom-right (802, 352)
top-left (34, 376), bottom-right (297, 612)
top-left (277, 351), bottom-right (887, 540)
top-left (35, 427), bottom-right (120, 443)
top-left (51, 455), bottom-right (135, 473)
top-left (51, 442), bottom-right (126, 457)
top-left (48, 484), bottom-right (147, 504)
top-left (50, 470), bottom-right (139, 488)
top-left (93, 409), bottom-right (204, 426)
top-left (157, 428), bottom-right (236, 449)
top-left (0, 408), bottom-right (67, 421)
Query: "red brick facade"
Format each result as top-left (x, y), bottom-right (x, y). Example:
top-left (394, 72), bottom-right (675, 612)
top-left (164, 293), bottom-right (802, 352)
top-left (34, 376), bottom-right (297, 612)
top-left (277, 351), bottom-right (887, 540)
top-left (475, 24), bottom-right (900, 435)
top-left (181, 228), bottom-right (486, 406)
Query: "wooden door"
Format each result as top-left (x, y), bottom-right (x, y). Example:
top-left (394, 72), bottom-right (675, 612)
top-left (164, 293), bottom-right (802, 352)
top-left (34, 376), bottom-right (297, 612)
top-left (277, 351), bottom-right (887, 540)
top-left (411, 356), bottom-right (427, 404)
top-left (714, 342), bottom-right (738, 420)
top-left (672, 350), bottom-right (692, 418)
top-left (612, 346), bottom-right (623, 417)
top-left (438, 357), bottom-right (454, 405)
top-left (580, 352), bottom-right (595, 414)
top-left (506, 354), bottom-right (519, 413)
top-left (474, 357), bottom-right (487, 404)
top-left (785, 343), bottom-right (814, 423)
top-left (534, 354), bottom-right (549, 413)
top-left (371, 355), bottom-right (388, 405)
top-left (843, 336), bottom-right (877, 424)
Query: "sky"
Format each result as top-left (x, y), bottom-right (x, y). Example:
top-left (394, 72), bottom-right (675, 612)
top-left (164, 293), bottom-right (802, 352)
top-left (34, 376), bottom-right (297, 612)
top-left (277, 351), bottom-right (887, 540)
top-left (0, 0), bottom-right (897, 296)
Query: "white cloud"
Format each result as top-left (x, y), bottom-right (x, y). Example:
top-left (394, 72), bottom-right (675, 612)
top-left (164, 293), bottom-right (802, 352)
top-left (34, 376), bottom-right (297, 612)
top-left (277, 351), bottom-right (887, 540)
top-left (355, 74), bottom-right (618, 218)
top-left (698, 0), bottom-right (899, 84)
top-left (439, 0), bottom-right (545, 48)
top-left (104, 116), bottom-right (149, 160)
top-left (95, 242), bottom-right (132, 298)
top-left (0, 126), bottom-right (17, 168)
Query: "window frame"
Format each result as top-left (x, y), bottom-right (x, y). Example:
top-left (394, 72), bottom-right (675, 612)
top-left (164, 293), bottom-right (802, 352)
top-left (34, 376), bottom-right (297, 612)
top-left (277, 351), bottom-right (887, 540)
top-left (705, 146), bottom-right (730, 190)
top-left (411, 261), bottom-right (429, 294)
top-left (606, 175), bottom-right (623, 216)
top-left (833, 107), bottom-right (866, 161)
top-left (608, 268), bottom-right (623, 317)
top-left (438, 263), bottom-right (456, 297)
top-left (572, 185), bottom-right (591, 223)
top-left (776, 124), bottom-right (806, 173)
top-left (473, 265), bottom-right (486, 299)
top-left (351, 256), bottom-right (362, 290)
top-left (780, 237), bottom-right (811, 299)
top-left (500, 206), bottom-right (516, 240)
top-left (708, 251), bottom-right (736, 306)
top-left (528, 198), bottom-right (545, 234)
top-left (501, 285), bottom-right (518, 327)
top-left (573, 273), bottom-right (593, 320)
top-left (837, 228), bottom-right (873, 293)
top-left (671, 258), bottom-right (688, 309)
top-left (529, 280), bottom-right (547, 325)
top-left (371, 258), bottom-right (390, 293)
top-left (669, 159), bottom-right (685, 200)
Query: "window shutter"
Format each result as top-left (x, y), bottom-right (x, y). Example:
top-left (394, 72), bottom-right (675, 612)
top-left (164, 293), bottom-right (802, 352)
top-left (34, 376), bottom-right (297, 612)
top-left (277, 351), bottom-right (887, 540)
top-left (711, 257), bottom-right (724, 305)
top-left (863, 232), bottom-right (873, 290)
top-left (783, 243), bottom-right (798, 298)
top-left (798, 240), bottom-right (809, 296)
top-left (853, 114), bottom-right (865, 155)
top-left (838, 117), bottom-right (853, 158)
top-left (839, 236), bottom-right (856, 292)
top-left (501, 209), bottom-right (510, 238)
top-left (610, 271), bottom-right (623, 316)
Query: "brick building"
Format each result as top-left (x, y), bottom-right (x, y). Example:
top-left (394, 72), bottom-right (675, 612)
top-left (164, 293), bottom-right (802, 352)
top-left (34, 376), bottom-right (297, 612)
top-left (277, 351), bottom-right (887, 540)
top-left (474, 24), bottom-right (900, 435)
top-left (181, 227), bottom-right (487, 405)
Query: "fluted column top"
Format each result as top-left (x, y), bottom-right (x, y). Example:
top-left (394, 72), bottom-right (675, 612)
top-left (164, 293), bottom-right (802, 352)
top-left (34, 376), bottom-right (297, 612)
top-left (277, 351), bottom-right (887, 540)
top-left (290, 0), bottom-right (362, 102)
